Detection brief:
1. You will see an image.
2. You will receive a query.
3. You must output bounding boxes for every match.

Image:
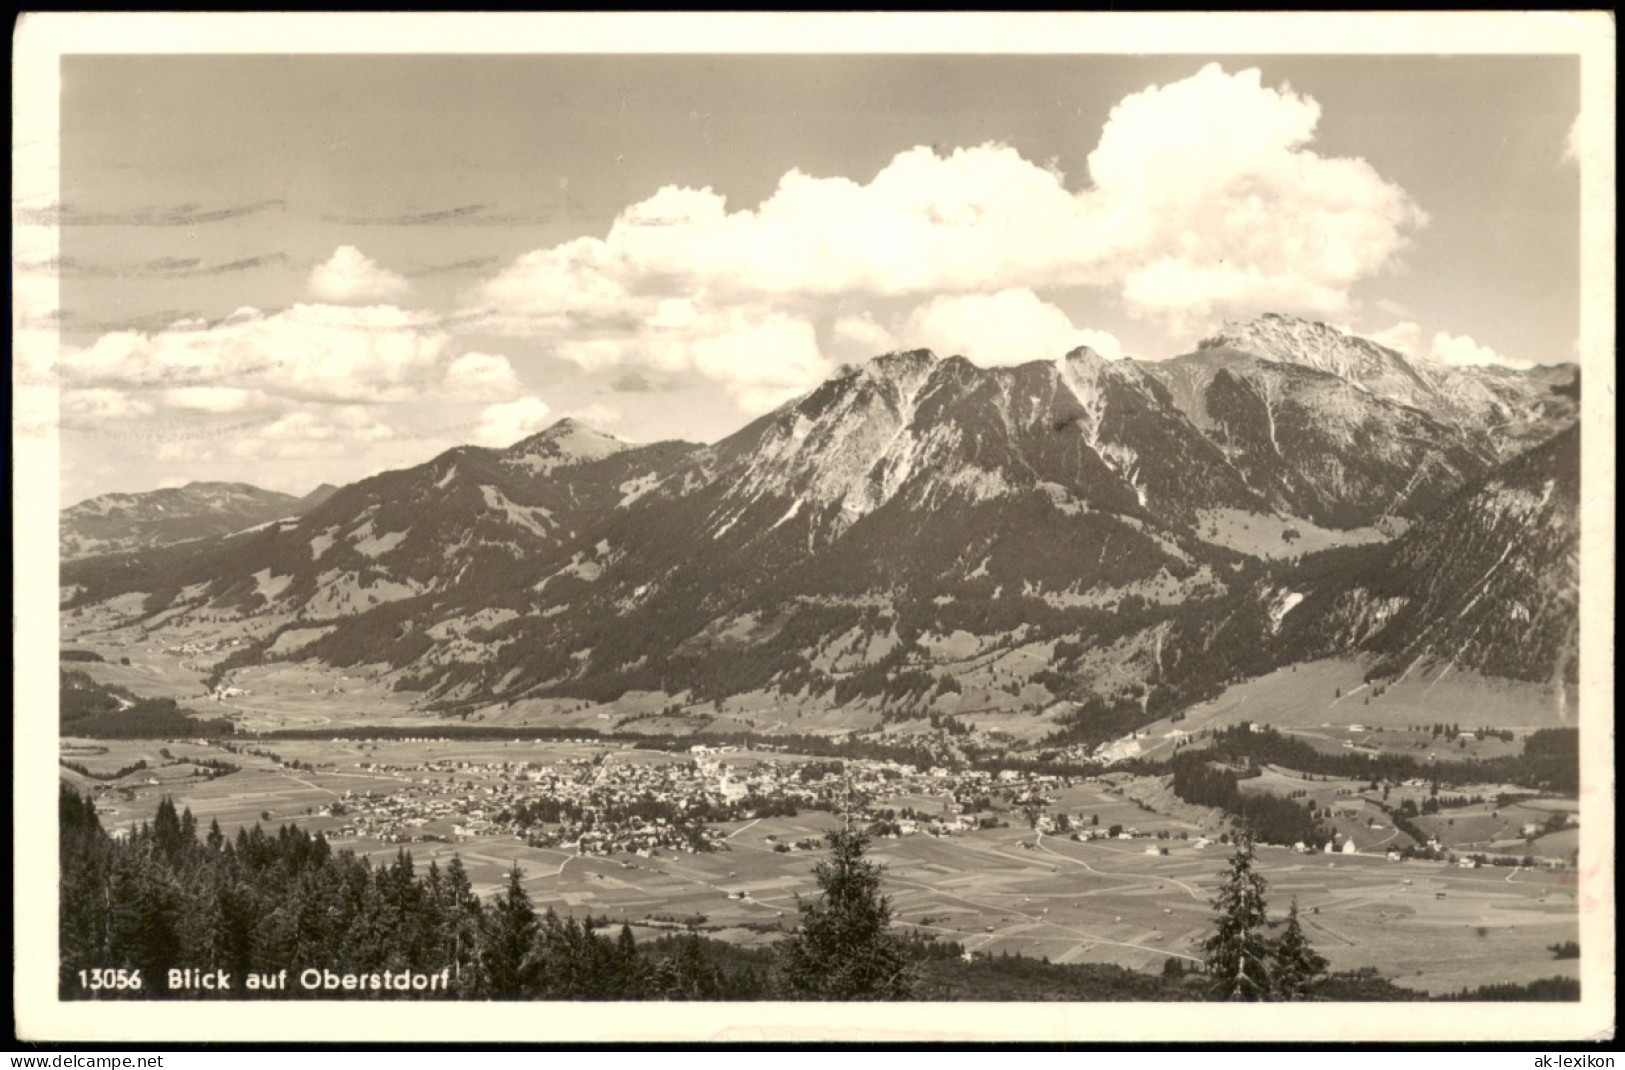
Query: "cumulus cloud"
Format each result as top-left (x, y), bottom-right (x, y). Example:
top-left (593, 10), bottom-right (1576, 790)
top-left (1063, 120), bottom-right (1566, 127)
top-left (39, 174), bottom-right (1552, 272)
top-left (474, 396), bottom-right (553, 447)
top-left (901, 290), bottom-right (1123, 366)
top-left (830, 312), bottom-right (898, 360)
top-left (1368, 321), bottom-right (1423, 357)
top-left (58, 304), bottom-right (517, 407)
top-left (1369, 321), bottom-right (1513, 368)
top-left (159, 387), bottom-right (267, 414)
top-left (308, 245), bottom-right (411, 303)
top-left (116, 401), bottom-right (480, 498)
top-left (1089, 65), bottom-right (1426, 325)
top-left (1074, 329), bottom-right (1128, 362)
top-left (225, 406), bottom-right (395, 460)
top-left (443, 351), bottom-right (524, 400)
top-left (536, 298), bottom-right (833, 411)
top-left (562, 404), bottom-right (624, 429)
top-left (677, 308), bottom-right (831, 411)
top-left (1427, 331), bottom-right (1507, 368)
top-left (501, 63), bottom-right (1424, 318)
top-left (52, 303), bottom-right (533, 488)
top-left (461, 63), bottom-right (1424, 408)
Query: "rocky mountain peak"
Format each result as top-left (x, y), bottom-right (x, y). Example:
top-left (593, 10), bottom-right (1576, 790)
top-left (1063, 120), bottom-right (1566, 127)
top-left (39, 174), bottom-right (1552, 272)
top-left (1062, 344), bottom-right (1113, 367)
top-left (837, 349), bottom-right (940, 405)
top-left (1200, 313), bottom-right (1413, 378)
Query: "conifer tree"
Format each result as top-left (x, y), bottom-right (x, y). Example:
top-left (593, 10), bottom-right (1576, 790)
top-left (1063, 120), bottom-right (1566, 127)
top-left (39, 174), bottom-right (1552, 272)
top-left (152, 796), bottom-right (186, 860)
top-left (1203, 833), bottom-right (1274, 1000)
top-left (778, 826), bottom-right (915, 1000)
top-left (480, 864), bottom-right (540, 998)
top-left (1270, 898), bottom-right (1329, 1000)
top-left (613, 924), bottom-right (645, 997)
top-left (436, 855), bottom-right (483, 992)
top-left (107, 851), bottom-right (182, 985)
top-left (652, 933), bottom-right (718, 999)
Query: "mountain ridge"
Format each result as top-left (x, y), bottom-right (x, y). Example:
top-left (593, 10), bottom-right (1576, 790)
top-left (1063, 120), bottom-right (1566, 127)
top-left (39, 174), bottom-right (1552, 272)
top-left (59, 313), bottom-right (1581, 749)
top-left (60, 480), bottom-right (339, 561)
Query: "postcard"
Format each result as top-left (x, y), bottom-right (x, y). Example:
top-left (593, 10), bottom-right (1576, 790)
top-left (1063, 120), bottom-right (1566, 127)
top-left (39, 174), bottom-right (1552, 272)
top-left (12, 11), bottom-right (1615, 1045)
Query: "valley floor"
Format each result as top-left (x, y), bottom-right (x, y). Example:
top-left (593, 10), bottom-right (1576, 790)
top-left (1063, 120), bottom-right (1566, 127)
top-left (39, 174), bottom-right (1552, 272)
top-left (61, 733), bottom-right (1581, 997)
top-left (54, 602), bottom-right (1587, 997)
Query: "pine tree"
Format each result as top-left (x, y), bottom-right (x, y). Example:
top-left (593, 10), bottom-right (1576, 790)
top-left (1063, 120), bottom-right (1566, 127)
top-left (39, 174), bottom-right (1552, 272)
top-left (778, 826), bottom-right (915, 1000)
top-left (612, 924), bottom-right (645, 997)
top-left (1202, 833), bottom-right (1274, 1000)
top-left (480, 864), bottom-right (540, 998)
top-left (652, 933), bottom-right (718, 999)
top-left (152, 796), bottom-right (186, 860)
top-left (437, 855), bottom-right (482, 992)
top-left (1270, 898), bottom-right (1329, 1000)
top-left (107, 851), bottom-right (182, 985)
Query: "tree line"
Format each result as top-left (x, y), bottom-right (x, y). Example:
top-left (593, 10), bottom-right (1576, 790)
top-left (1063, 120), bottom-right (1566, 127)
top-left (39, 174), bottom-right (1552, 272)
top-left (59, 785), bottom-right (910, 1002)
top-left (61, 670), bottom-right (236, 739)
top-left (1199, 723), bottom-right (1578, 794)
top-left (1167, 750), bottom-right (1324, 846)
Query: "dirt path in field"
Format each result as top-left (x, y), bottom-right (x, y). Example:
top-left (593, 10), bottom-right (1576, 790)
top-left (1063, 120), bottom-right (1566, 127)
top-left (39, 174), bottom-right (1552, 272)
top-left (882, 872), bottom-right (1204, 964)
top-left (1035, 832), bottom-right (1206, 902)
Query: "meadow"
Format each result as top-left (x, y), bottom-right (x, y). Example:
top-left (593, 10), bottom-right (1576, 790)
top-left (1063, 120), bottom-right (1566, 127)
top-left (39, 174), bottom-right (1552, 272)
top-left (1129, 659), bottom-right (1576, 764)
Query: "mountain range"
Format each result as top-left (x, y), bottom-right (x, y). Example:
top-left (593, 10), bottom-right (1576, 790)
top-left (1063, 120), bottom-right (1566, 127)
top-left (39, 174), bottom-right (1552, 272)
top-left (60, 481), bottom-right (337, 561)
top-left (60, 314), bottom-right (1580, 748)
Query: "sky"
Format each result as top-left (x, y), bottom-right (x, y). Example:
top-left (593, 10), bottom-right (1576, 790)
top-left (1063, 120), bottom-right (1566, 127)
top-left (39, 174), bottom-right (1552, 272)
top-left (22, 49), bottom-right (1585, 504)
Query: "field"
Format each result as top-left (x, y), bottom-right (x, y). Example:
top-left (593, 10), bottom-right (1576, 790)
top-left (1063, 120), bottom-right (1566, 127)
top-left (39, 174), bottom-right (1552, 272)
top-left (1195, 508), bottom-right (1392, 560)
top-left (1127, 659), bottom-right (1575, 763)
top-left (62, 736), bottom-right (1581, 995)
top-left (62, 597), bottom-right (428, 732)
top-left (354, 820), bottom-right (1584, 994)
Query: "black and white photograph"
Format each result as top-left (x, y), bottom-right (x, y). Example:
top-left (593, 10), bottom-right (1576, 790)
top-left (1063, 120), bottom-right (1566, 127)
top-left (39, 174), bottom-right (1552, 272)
top-left (11, 12), bottom-right (1615, 1045)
